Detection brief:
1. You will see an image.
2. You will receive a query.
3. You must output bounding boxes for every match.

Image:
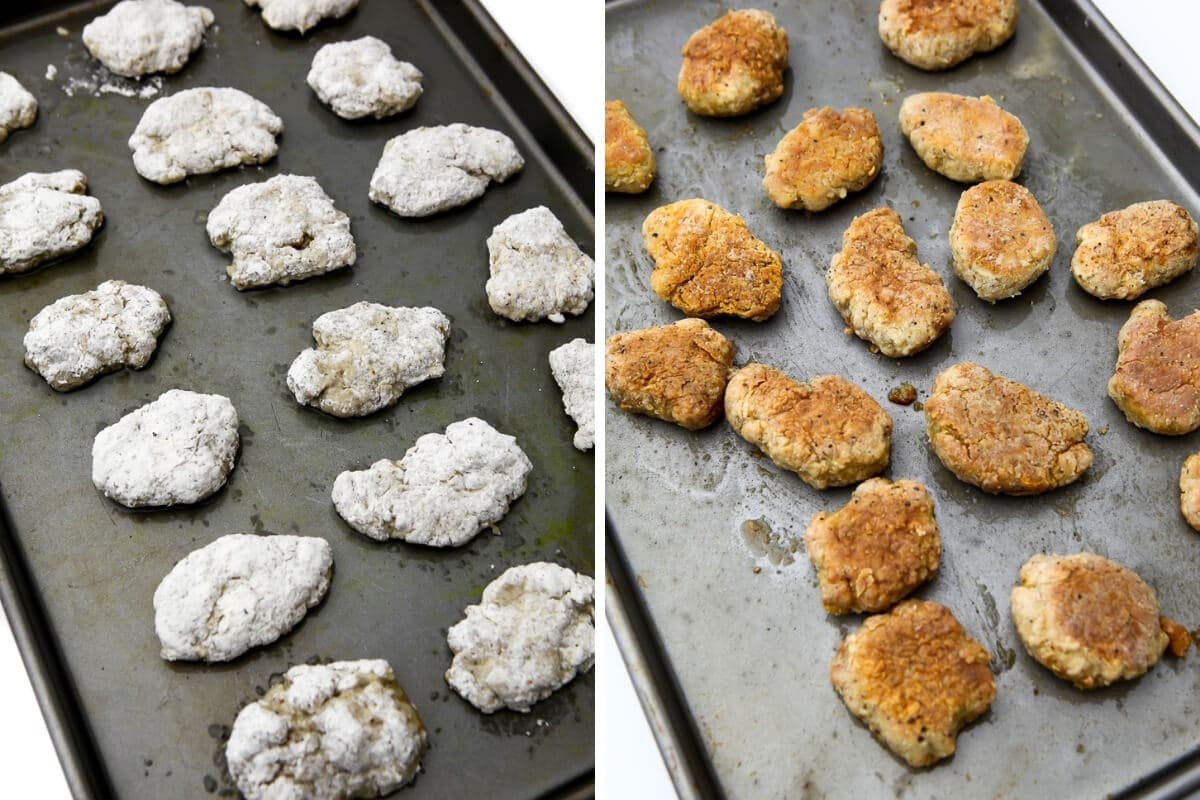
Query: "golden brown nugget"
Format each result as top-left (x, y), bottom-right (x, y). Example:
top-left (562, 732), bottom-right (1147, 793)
top-left (1161, 616), bottom-right (1193, 657)
top-left (805, 478), bottom-right (940, 614)
top-left (1108, 300), bottom-right (1200, 435)
top-left (925, 362), bottom-right (1093, 495)
top-left (725, 363), bottom-right (892, 489)
top-left (831, 599), bottom-right (995, 768)
top-left (604, 100), bottom-right (655, 194)
top-left (878, 0), bottom-right (1017, 71)
top-left (643, 199), bottom-right (782, 321)
top-left (899, 92), bottom-right (1028, 183)
top-left (763, 107), bottom-right (883, 212)
top-left (1180, 453), bottom-right (1200, 531)
top-left (1071, 200), bottom-right (1199, 300)
top-left (677, 9), bottom-right (788, 117)
top-left (949, 180), bottom-right (1056, 302)
top-left (604, 318), bottom-right (735, 430)
top-left (1011, 553), bottom-right (1179, 689)
top-left (827, 207), bottom-right (955, 358)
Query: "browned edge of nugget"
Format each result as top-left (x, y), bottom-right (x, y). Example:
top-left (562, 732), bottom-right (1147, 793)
top-left (605, 99), bottom-right (656, 194)
top-left (763, 106), bottom-right (883, 212)
top-left (677, 9), bottom-right (788, 117)
top-left (1180, 452), bottom-right (1200, 531)
top-left (1107, 300), bottom-right (1200, 436)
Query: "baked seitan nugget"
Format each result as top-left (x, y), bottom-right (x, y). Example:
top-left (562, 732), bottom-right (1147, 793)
top-left (828, 207), bottom-right (955, 357)
top-left (1072, 200), bottom-right (1199, 300)
top-left (643, 198), bottom-right (783, 321)
top-left (605, 318), bottom-right (735, 430)
top-left (950, 180), bottom-right (1056, 302)
top-left (1108, 300), bottom-right (1200, 435)
top-left (605, 100), bottom-right (655, 194)
top-left (831, 599), bottom-right (995, 767)
top-left (878, 0), bottom-right (1017, 71)
top-left (763, 106), bottom-right (884, 212)
top-left (725, 363), bottom-right (892, 489)
top-left (925, 362), bottom-right (1093, 494)
top-left (1181, 453), bottom-right (1200, 531)
top-left (899, 92), bottom-right (1027, 183)
top-left (677, 9), bottom-right (788, 117)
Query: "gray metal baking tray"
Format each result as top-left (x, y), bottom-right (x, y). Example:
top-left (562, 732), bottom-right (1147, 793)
top-left (0, 1), bottom-right (594, 797)
top-left (605, 0), bottom-right (1200, 797)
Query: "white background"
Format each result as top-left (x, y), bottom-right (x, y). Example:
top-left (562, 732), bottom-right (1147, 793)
top-left (0, 1), bottom-right (1196, 798)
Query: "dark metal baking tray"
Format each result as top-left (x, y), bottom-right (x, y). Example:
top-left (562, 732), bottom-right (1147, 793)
top-left (0, 1), bottom-right (594, 797)
top-left (605, 0), bottom-right (1200, 797)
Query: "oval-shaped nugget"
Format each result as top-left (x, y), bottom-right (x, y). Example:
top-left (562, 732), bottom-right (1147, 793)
top-left (763, 106), bottom-right (883, 212)
top-left (899, 92), bottom-right (1027, 182)
top-left (925, 362), bottom-right (1092, 494)
top-left (1182, 453), bottom-right (1200, 531)
top-left (1011, 553), bottom-right (1176, 689)
top-left (606, 318), bottom-right (735, 430)
top-left (643, 198), bottom-right (782, 321)
top-left (677, 9), bottom-right (788, 117)
top-left (1108, 300), bottom-right (1200, 435)
top-left (605, 100), bottom-right (655, 194)
top-left (878, 0), bottom-right (1017, 71)
top-left (725, 363), bottom-right (892, 489)
top-left (828, 207), bottom-right (955, 357)
top-left (1071, 200), bottom-right (1199, 300)
top-left (950, 180), bottom-right (1056, 301)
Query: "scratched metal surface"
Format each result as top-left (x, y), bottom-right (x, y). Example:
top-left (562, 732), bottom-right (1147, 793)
top-left (606, 0), bottom-right (1200, 797)
top-left (0, 1), bottom-right (594, 797)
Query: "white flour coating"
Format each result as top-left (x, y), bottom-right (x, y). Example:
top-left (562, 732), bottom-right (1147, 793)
top-left (288, 302), bottom-right (450, 417)
top-left (244, 0), bottom-right (358, 33)
top-left (153, 534), bottom-right (332, 662)
top-left (0, 72), bottom-right (37, 143)
top-left (24, 280), bottom-right (170, 391)
top-left (128, 87), bottom-right (282, 184)
top-left (82, 0), bottom-right (214, 78)
top-left (45, 64), bottom-right (56, 80)
top-left (486, 206), bottom-right (594, 323)
top-left (92, 389), bottom-right (239, 507)
top-left (227, 660), bottom-right (426, 800)
top-left (207, 174), bottom-right (355, 289)
top-left (332, 417), bottom-right (532, 547)
top-left (549, 339), bottom-right (594, 451)
top-left (368, 123), bottom-right (523, 218)
top-left (307, 36), bottom-right (422, 120)
top-left (0, 170), bottom-right (103, 275)
top-left (446, 562), bottom-right (595, 713)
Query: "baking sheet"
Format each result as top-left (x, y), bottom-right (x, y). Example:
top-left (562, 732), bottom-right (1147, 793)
top-left (605, 0), bottom-right (1200, 797)
top-left (0, 1), bottom-right (594, 797)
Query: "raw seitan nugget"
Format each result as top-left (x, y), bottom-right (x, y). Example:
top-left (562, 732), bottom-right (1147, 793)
top-left (485, 206), bottom-right (594, 324)
top-left (831, 599), bottom-right (995, 767)
top-left (244, 0), bottom-right (357, 34)
top-left (1181, 453), bottom-right (1200, 531)
top-left (0, 71), bottom-right (37, 143)
top-left (307, 36), bottom-right (423, 120)
top-left (549, 338), bottom-right (595, 451)
top-left (1011, 553), bottom-right (1179, 689)
top-left (763, 106), bottom-right (883, 212)
top-left (0, 170), bottom-right (103, 275)
top-left (82, 0), bottom-right (214, 78)
top-left (725, 363), bottom-right (892, 489)
top-left (899, 92), bottom-right (1028, 182)
top-left (878, 0), bottom-right (1017, 71)
top-left (1108, 300), bottom-right (1200, 435)
top-left (827, 207), bottom-right (955, 357)
top-left (950, 180), bottom-right (1056, 301)
top-left (605, 100), bottom-right (655, 194)
top-left (925, 362), bottom-right (1092, 495)
top-left (643, 198), bottom-right (782, 321)
top-left (806, 478), bottom-right (940, 614)
top-left (1071, 200), bottom-right (1199, 300)
top-left (605, 318), bottom-right (735, 430)
top-left (677, 9), bottom-right (788, 117)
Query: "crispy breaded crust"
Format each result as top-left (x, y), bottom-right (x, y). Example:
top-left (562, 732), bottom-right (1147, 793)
top-left (827, 207), bottom-right (955, 357)
top-left (725, 363), bottom-right (892, 489)
top-left (605, 100), bottom-right (655, 194)
top-left (949, 180), bottom-right (1056, 302)
top-left (925, 362), bottom-right (1093, 494)
top-left (1161, 616), bottom-right (1193, 657)
top-left (763, 107), bottom-right (883, 212)
top-left (899, 92), bottom-right (1027, 183)
top-left (605, 318), bottom-right (735, 430)
top-left (1108, 300), bottom-right (1200, 435)
top-left (805, 478), bottom-right (940, 614)
top-left (1071, 200), bottom-right (1199, 300)
top-left (878, 0), bottom-right (1017, 71)
top-left (677, 9), bottom-right (788, 117)
top-left (1181, 453), bottom-right (1200, 531)
top-left (831, 599), bottom-right (995, 767)
top-left (643, 198), bottom-right (783, 321)
top-left (1011, 553), bottom-right (1169, 689)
